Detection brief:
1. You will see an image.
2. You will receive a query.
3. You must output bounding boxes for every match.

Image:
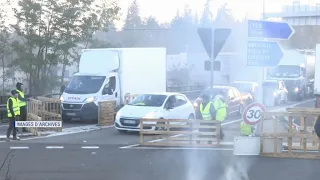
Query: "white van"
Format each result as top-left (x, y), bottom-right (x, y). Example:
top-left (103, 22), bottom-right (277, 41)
top-left (60, 48), bottom-right (167, 121)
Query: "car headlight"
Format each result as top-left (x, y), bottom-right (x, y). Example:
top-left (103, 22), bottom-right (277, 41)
top-left (193, 102), bottom-right (198, 107)
top-left (60, 96), bottom-right (64, 102)
top-left (115, 111), bottom-right (121, 119)
top-left (273, 92), bottom-right (277, 96)
top-left (294, 87), bottom-right (299, 92)
top-left (83, 97), bottom-right (97, 103)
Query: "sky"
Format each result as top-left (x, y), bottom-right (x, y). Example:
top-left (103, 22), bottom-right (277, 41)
top-left (117, 0), bottom-right (314, 23)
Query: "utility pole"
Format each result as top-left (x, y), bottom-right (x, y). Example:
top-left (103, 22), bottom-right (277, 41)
top-left (210, 30), bottom-right (215, 91)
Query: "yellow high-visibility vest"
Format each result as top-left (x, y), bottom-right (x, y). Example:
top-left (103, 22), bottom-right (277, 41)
top-left (7, 97), bottom-right (21, 118)
top-left (16, 89), bottom-right (27, 107)
top-left (200, 102), bottom-right (213, 120)
top-left (213, 99), bottom-right (227, 121)
top-left (241, 122), bottom-right (252, 136)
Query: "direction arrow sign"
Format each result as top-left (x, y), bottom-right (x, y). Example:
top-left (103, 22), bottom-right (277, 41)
top-left (243, 102), bottom-right (266, 125)
top-left (247, 40), bottom-right (284, 67)
top-left (248, 20), bottom-right (295, 40)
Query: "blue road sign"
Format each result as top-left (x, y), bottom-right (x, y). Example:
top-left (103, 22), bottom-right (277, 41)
top-left (248, 20), bottom-right (295, 39)
top-left (247, 41), bottom-right (284, 67)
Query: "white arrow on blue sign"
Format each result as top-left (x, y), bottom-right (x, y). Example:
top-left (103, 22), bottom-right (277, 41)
top-left (248, 20), bottom-right (295, 40)
top-left (247, 40), bottom-right (284, 67)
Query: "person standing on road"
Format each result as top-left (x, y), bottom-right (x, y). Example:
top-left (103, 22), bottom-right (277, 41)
top-left (16, 82), bottom-right (29, 132)
top-left (6, 90), bottom-right (21, 141)
top-left (212, 93), bottom-right (227, 140)
top-left (198, 94), bottom-right (216, 143)
top-left (240, 121), bottom-right (253, 136)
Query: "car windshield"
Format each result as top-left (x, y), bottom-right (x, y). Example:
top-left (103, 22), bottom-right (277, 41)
top-left (64, 75), bottom-right (106, 94)
top-left (269, 65), bottom-right (301, 78)
top-left (232, 83), bottom-right (252, 93)
top-left (200, 88), bottom-right (228, 99)
top-left (128, 94), bottom-right (167, 107)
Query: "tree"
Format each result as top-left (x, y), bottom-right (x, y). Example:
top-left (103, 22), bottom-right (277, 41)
top-left (200, 0), bottom-right (213, 27)
top-left (122, 0), bottom-right (143, 47)
top-left (0, 0), bottom-right (12, 94)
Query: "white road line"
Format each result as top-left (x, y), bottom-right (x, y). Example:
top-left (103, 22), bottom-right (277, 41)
top-left (46, 146), bottom-right (64, 149)
top-left (10, 146), bottom-right (29, 149)
top-left (125, 146), bottom-right (234, 151)
top-left (81, 146), bottom-right (99, 149)
top-left (0, 124), bottom-right (8, 127)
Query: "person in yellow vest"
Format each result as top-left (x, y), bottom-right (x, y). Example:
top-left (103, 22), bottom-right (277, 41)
top-left (212, 93), bottom-right (228, 139)
top-left (6, 90), bottom-right (21, 141)
top-left (198, 94), bottom-right (216, 143)
top-left (16, 82), bottom-right (29, 132)
top-left (240, 121), bottom-right (253, 136)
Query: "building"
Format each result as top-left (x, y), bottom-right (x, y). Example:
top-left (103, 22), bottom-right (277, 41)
top-left (266, 0), bottom-right (320, 25)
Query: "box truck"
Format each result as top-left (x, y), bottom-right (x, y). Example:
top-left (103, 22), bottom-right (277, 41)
top-left (59, 48), bottom-right (167, 121)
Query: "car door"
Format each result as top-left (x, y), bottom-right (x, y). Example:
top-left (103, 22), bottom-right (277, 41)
top-left (227, 88), bottom-right (237, 114)
top-left (174, 95), bottom-right (190, 119)
top-left (163, 95), bottom-right (180, 122)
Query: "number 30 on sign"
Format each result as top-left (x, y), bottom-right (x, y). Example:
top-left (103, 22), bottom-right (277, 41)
top-left (242, 102), bottom-right (266, 125)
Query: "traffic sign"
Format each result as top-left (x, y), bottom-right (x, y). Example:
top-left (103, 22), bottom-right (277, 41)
top-left (247, 40), bottom-right (284, 67)
top-left (248, 20), bottom-right (295, 40)
top-left (197, 28), bottom-right (231, 60)
top-left (242, 102), bottom-right (266, 125)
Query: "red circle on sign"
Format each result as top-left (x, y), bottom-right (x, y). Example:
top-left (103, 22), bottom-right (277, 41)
top-left (242, 102), bottom-right (266, 125)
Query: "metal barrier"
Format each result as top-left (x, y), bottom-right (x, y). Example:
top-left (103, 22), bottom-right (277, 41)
top-left (140, 118), bottom-right (221, 147)
top-left (260, 107), bottom-right (320, 159)
top-left (27, 97), bottom-right (62, 135)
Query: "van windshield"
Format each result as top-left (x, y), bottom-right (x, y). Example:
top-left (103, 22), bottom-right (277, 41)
top-left (64, 76), bottom-right (106, 94)
top-left (128, 94), bottom-right (167, 107)
top-left (232, 83), bottom-right (252, 93)
top-left (269, 65), bottom-right (301, 78)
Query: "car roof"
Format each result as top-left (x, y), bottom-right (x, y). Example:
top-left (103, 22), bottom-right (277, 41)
top-left (205, 85), bottom-right (233, 89)
top-left (233, 81), bottom-right (258, 84)
top-left (144, 92), bottom-right (184, 96)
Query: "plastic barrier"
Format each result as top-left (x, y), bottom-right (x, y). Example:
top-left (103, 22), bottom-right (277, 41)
top-left (140, 118), bottom-right (222, 147)
top-left (260, 108), bottom-right (320, 159)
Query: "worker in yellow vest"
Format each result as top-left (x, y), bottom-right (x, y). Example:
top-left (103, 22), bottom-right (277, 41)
top-left (6, 90), bottom-right (21, 141)
top-left (240, 121), bottom-right (253, 136)
top-left (212, 94), bottom-right (228, 139)
top-left (16, 82), bottom-right (29, 132)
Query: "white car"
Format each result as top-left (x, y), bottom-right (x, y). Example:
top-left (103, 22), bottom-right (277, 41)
top-left (114, 92), bottom-right (195, 133)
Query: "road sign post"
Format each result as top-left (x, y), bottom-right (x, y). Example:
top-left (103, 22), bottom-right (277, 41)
top-left (242, 102), bottom-right (266, 125)
top-left (197, 28), bottom-right (231, 89)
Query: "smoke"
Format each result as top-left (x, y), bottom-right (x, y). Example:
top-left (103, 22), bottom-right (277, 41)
top-left (183, 149), bottom-right (254, 180)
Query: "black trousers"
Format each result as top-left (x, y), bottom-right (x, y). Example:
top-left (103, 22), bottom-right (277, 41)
top-left (20, 106), bottom-right (27, 121)
top-left (7, 116), bottom-right (18, 138)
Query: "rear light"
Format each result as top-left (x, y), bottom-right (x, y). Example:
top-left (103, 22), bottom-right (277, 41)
top-left (193, 102), bottom-right (198, 107)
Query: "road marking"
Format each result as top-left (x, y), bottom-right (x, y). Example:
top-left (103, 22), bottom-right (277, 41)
top-left (124, 146), bottom-right (234, 151)
top-left (0, 124), bottom-right (8, 127)
top-left (81, 146), bottom-right (99, 149)
top-left (46, 146), bottom-right (64, 149)
top-left (10, 146), bottom-right (29, 149)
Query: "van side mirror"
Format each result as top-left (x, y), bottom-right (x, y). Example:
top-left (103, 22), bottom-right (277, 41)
top-left (60, 85), bottom-right (65, 93)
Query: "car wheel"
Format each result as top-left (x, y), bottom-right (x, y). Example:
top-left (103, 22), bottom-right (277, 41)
top-left (155, 118), bottom-right (167, 131)
top-left (238, 104), bottom-right (244, 116)
top-left (117, 129), bottom-right (127, 134)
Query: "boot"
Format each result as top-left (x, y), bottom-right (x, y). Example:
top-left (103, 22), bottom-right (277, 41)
top-left (13, 137), bottom-right (20, 141)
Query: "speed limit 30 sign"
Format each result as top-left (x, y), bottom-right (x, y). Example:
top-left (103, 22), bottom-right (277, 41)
top-left (242, 102), bottom-right (266, 125)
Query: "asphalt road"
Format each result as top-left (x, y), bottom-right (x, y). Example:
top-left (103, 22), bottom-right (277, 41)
top-left (0, 98), bottom-right (318, 180)
top-left (0, 143), bottom-right (320, 180)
